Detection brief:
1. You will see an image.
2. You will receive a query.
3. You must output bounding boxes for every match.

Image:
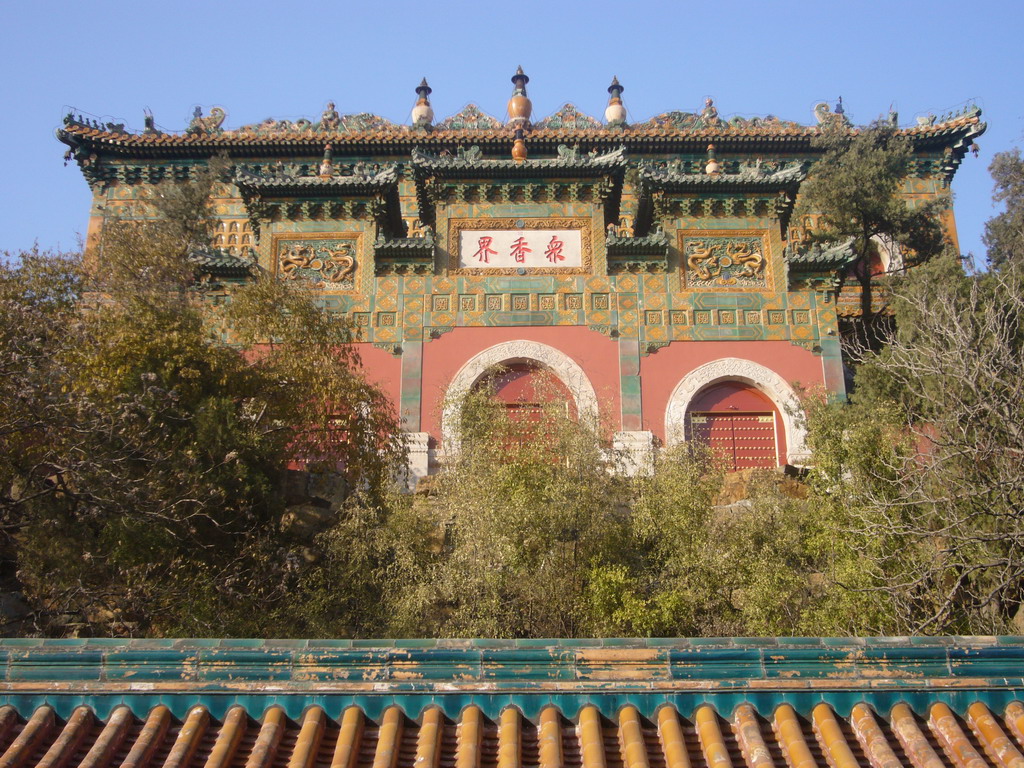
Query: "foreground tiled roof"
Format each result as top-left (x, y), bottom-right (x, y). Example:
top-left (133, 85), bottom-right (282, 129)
top-left (0, 638), bottom-right (1022, 768)
top-left (5, 695), bottom-right (1024, 768)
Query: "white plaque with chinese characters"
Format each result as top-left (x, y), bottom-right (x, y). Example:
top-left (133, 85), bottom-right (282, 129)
top-left (459, 229), bottom-right (582, 269)
top-left (448, 218), bottom-right (593, 275)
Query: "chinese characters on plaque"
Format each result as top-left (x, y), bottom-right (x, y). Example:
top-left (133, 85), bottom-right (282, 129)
top-left (459, 229), bottom-right (583, 270)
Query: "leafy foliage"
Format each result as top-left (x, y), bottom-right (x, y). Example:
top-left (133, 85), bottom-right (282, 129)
top-left (390, 380), bottom-right (632, 637)
top-left (301, 378), bottom-right (849, 639)
top-left (797, 125), bottom-right (946, 322)
top-left (0, 161), bottom-right (401, 636)
top-left (984, 149), bottom-right (1024, 270)
top-left (805, 256), bottom-right (1024, 633)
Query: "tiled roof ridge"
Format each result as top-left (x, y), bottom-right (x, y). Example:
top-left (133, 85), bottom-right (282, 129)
top-left (787, 237), bottom-right (859, 269)
top-left (639, 160), bottom-right (807, 186)
top-left (1, 636), bottom-right (1018, 649)
top-left (189, 247), bottom-right (258, 277)
top-left (606, 230), bottom-right (672, 248)
top-left (56, 104), bottom-right (984, 146)
top-left (234, 163), bottom-right (399, 188)
top-left (0, 636), bottom-right (1021, 696)
top-left (410, 144), bottom-right (627, 169)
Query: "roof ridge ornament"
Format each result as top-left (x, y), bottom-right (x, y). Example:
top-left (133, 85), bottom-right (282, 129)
top-left (701, 97), bottom-right (721, 126)
top-left (412, 78), bottom-right (434, 129)
top-left (143, 108), bottom-right (160, 135)
top-left (319, 144), bottom-right (334, 177)
top-left (321, 102), bottom-right (340, 131)
top-left (186, 106), bottom-right (226, 136)
top-left (507, 66), bottom-right (532, 131)
top-left (533, 104), bottom-right (602, 130)
top-left (813, 99), bottom-right (850, 129)
top-left (705, 143), bottom-right (721, 176)
top-left (605, 76), bottom-right (627, 127)
top-left (511, 128), bottom-right (527, 163)
top-left (435, 104), bottom-right (502, 131)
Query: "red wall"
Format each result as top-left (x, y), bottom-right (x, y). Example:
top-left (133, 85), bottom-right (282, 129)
top-left (352, 343), bottom-right (403, 417)
top-left (357, 335), bottom-right (824, 452)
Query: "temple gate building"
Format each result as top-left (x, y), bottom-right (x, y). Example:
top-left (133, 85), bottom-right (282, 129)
top-left (57, 71), bottom-right (985, 481)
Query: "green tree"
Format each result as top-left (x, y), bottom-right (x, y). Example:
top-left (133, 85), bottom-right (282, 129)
top-left (323, 377), bottom-right (856, 639)
top-left (797, 125), bottom-right (946, 327)
top-left (803, 254), bottom-right (1024, 633)
top-left (591, 448), bottom-right (851, 638)
top-left (984, 149), bottom-right (1024, 269)
top-left (351, 377), bottom-right (635, 638)
top-left (0, 160), bottom-right (402, 636)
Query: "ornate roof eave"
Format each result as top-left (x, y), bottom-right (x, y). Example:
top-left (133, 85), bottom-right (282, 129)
top-left (56, 125), bottom-right (986, 178)
top-left (189, 247), bottom-right (259, 279)
top-left (606, 230), bottom-right (671, 273)
top-left (637, 163), bottom-right (807, 194)
top-left (56, 120), bottom-right (983, 152)
top-left (605, 230), bottom-right (671, 254)
top-left (56, 101), bottom-right (984, 145)
top-left (234, 167), bottom-right (405, 241)
top-left (633, 164), bottom-right (804, 238)
top-left (410, 147), bottom-right (627, 229)
top-left (57, 106), bottom-right (985, 194)
top-left (57, 125), bottom-right (827, 161)
top-left (786, 237), bottom-right (858, 273)
top-left (409, 145), bottom-right (628, 177)
top-left (233, 166), bottom-right (399, 197)
top-left (374, 232), bottom-right (436, 275)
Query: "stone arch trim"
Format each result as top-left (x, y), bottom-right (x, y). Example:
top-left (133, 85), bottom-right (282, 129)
top-left (441, 340), bottom-right (599, 452)
top-left (664, 358), bottom-right (809, 464)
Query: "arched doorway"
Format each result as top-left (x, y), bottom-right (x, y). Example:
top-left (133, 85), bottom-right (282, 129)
top-left (687, 381), bottom-right (785, 470)
top-left (664, 358), bottom-right (809, 466)
top-left (441, 341), bottom-right (599, 458)
top-left (470, 362), bottom-right (577, 453)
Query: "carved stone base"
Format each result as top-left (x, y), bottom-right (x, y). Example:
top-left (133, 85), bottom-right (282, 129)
top-left (613, 430), bottom-right (655, 476)
top-left (403, 431), bottom-right (431, 491)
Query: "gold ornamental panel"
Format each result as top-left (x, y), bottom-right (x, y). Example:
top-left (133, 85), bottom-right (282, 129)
top-left (679, 229), bottom-right (774, 292)
top-left (271, 232), bottom-right (363, 293)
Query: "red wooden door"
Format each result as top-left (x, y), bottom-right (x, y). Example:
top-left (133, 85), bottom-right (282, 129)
top-left (690, 411), bottom-right (778, 470)
top-left (476, 364), bottom-right (574, 452)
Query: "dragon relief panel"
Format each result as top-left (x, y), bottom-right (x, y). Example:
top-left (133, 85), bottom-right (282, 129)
top-left (680, 231), bottom-right (772, 290)
top-left (272, 233), bottom-right (361, 291)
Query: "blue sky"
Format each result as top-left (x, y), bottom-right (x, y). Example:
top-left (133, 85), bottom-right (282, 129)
top-left (2, 0), bottom-right (1020, 261)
